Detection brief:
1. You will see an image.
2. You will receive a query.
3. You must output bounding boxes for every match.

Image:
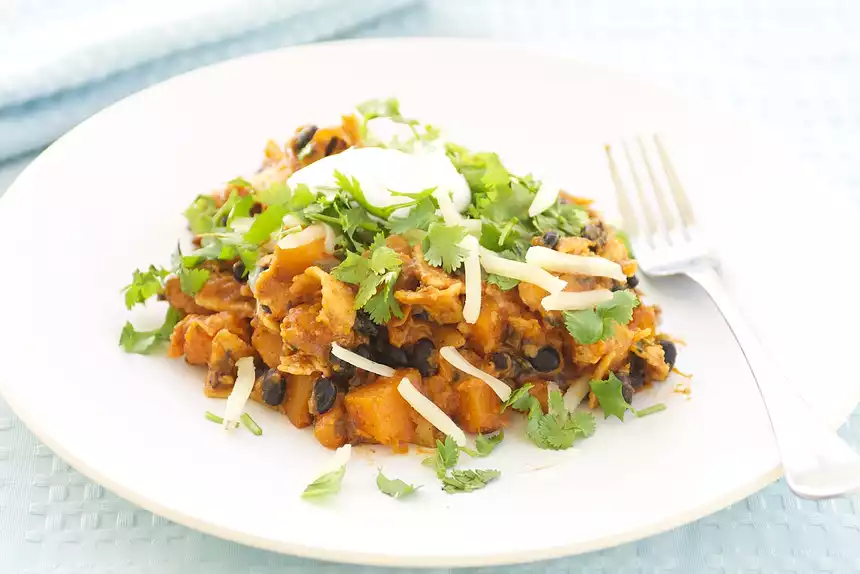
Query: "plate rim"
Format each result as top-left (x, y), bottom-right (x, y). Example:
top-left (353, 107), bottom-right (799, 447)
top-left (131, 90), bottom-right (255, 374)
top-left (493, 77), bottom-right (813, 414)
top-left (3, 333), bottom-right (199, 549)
top-left (2, 36), bottom-right (859, 568)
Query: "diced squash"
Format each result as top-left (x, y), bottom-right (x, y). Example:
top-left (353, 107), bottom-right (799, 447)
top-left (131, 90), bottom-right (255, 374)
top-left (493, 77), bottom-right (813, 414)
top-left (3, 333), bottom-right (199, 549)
top-left (455, 376), bottom-right (503, 434)
top-left (467, 295), bottom-right (506, 354)
top-left (251, 317), bottom-right (282, 368)
top-left (282, 374), bottom-right (316, 429)
top-left (314, 397), bottom-right (348, 449)
top-left (168, 312), bottom-right (250, 365)
top-left (204, 330), bottom-right (254, 398)
top-left (344, 369), bottom-right (419, 450)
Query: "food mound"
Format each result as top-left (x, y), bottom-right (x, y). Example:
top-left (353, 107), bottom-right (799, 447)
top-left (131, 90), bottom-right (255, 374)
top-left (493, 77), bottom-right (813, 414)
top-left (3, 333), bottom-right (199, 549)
top-left (120, 98), bottom-right (679, 455)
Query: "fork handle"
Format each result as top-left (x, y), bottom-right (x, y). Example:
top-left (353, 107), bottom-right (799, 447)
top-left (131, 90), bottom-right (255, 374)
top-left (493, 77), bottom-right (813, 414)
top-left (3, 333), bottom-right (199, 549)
top-left (687, 267), bottom-right (860, 499)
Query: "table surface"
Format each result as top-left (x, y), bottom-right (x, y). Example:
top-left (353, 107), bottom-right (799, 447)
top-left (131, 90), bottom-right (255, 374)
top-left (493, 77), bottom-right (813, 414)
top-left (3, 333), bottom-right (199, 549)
top-left (2, 1), bottom-right (860, 572)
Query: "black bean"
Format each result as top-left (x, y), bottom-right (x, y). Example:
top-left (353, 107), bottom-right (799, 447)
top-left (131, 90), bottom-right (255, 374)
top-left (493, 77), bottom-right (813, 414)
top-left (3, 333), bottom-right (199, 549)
top-left (610, 281), bottom-right (626, 292)
top-left (542, 231), bottom-right (559, 249)
top-left (254, 357), bottom-right (266, 380)
top-left (354, 311), bottom-right (378, 338)
top-left (621, 380), bottom-right (634, 404)
top-left (249, 202), bottom-right (263, 216)
top-left (382, 344), bottom-right (410, 368)
top-left (232, 261), bottom-right (247, 282)
top-left (528, 346), bottom-right (561, 372)
top-left (325, 137), bottom-right (341, 156)
top-left (293, 125), bottom-right (318, 153)
top-left (354, 344), bottom-right (374, 361)
top-left (618, 370), bottom-right (644, 391)
top-left (412, 309), bottom-right (429, 321)
top-left (629, 353), bottom-right (646, 378)
top-left (330, 352), bottom-right (356, 382)
top-left (261, 369), bottom-right (286, 406)
top-left (313, 377), bottom-right (337, 414)
top-left (626, 274), bottom-right (640, 289)
top-left (409, 338), bottom-right (436, 377)
top-left (492, 352), bottom-right (511, 372)
top-left (659, 340), bottom-right (678, 370)
top-left (260, 304), bottom-right (271, 314)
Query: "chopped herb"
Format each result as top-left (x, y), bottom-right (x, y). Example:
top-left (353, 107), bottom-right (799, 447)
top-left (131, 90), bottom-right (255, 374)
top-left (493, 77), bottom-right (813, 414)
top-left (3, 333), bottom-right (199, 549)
top-left (357, 97), bottom-right (404, 122)
top-left (301, 465), bottom-right (347, 499)
top-left (204, 411), bottom-right (224, 424)
top-left (243, 204), bottom-right (289, 245)
top-left (563, 290), bottom-right (639, 344)
top-left (422, 223), bottom-right (468, 273)
top-left (589, 372), bottom-right (634, 421)
top-left (474, 430), bottom-right (504, 457)
top-left (183, 195), bottom-right (217, 235)
top-left (122, 265), bottom-right (169, 309)
top-left (486, 273), bottom-right (520, 291)
top-left (240, 413), bottom-right (263, 436)
top-left (255, 181), bottom-right (292, 207)
top-left (333, 170), bottom-right (433, 219)
top-left (376, 470), bottom-right (421, 499)
top-left (387, 197), bottom-right (440, 234)
top-left (501, 383), bottom-right (534, 412)
top-left (119, 306), bottom-right (182, 354)
top-left (331, 235), bottom-right (403, 324)
top-left (441, 469), bottom-right (501, 494)
top-left (507, 386), bottom-right (596, 450)
top-left (422, 435), bottom-right (460, 479)
top-left (635, 403), bottom-right (667, 417)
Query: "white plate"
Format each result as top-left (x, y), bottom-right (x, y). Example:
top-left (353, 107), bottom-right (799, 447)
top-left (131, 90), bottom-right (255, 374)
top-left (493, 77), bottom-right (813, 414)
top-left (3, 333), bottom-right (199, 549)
top-left (1, 39), bottom-right (858, 568)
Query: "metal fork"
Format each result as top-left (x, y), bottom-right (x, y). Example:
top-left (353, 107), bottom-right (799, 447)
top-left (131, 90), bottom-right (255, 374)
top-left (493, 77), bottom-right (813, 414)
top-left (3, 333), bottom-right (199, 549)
top-left (607, 135), bottom-right (860, 499)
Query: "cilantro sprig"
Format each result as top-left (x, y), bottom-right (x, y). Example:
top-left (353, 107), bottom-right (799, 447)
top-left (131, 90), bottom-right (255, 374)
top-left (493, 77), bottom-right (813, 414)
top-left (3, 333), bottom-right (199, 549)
top-left (119, 307), bottom-right (183, 354)
top-left (442, 469), bottom-right (501, 494)
top-left (589, 372), bottom-right (667, 421)
top-left (122, 265), bottom-right (169, 309)
top-left (422, 436), bottom-right (460, 478)
top-left (563, 290), bottom-right (639, 344)
top-left (506, 385), bottom-right (596, 450)
top-left (301, 465), bottom-right (347, 499)
top-left (376, 470), bottom-right (421, 499)
top-left (422, 222), bottom-right (468, 273)
top-left (331, 235), bottom-right (404, 324)
top-left (422, 435), bottom-right (503, 493)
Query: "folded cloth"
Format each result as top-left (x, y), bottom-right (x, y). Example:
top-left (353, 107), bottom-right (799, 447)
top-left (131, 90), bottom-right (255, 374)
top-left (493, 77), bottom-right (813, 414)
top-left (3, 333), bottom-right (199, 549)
top-left (0, 0), bottom-right (419, 163)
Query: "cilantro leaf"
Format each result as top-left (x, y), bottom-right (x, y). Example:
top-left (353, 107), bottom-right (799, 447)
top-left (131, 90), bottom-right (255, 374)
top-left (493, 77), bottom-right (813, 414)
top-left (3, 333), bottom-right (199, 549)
top-left (331, 251), bottom-right (372, 285)
top-left (122, 265), bottom-right (169, 309)
top-left (486, 273), bottom-right (520, 291)
top-left (422, 436), bottom-right (460, 479)
top-left (183, 195), bottom-right (217, 235)
top-left (376, 470), bottom-right (421, 499)
top-left (563, 290), bottom-right (640, 344)
top-left (119, 306), bottom-right (182, 354)
top-left (635, 403), bottom-right (667, 418)
top-left (301, 465), bottom-right (346, 499)
top-left (255, 182), bottom-right (292, 206)
top-left (357, 97), bottom-right (403, 121)
top-left (422, 223), bottom-right (468, 273)
top-left (501, 383), bottom-right (534, 412)
top-left (387, 198), bottom-right (440, 234)
top-left (333, 170), bottom-right (428, 220)
top-left (369, 243), bottom-right (402, 274)
top-left (365, 272), bottom-right (401, 324)
top-left (589, 372), bottom-right (634, 421)
top-left (570, 411), bottom-right (597, 437)
top-left (475, 430), bottom-right (504, 457)
top-left (178, 267), bottom-right (210, 296)
top-left (510, 387), bottom-right (597, 451)
top-left (441, 469), bottom-right (501, 494)
top-left (331, 237), bottom-right (403, 324)
top-left (243, 204), bottom-right (289, 245)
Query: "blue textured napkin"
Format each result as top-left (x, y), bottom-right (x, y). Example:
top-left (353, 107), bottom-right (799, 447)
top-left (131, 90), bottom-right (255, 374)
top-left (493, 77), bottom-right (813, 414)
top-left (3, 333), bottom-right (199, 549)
top-left (0, 0), bottom-right (417, 163)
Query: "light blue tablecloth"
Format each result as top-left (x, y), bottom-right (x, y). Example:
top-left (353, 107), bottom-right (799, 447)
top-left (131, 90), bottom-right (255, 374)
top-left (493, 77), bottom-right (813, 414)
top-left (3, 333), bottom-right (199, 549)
top-left (2, 1), bottom-right (860, 572)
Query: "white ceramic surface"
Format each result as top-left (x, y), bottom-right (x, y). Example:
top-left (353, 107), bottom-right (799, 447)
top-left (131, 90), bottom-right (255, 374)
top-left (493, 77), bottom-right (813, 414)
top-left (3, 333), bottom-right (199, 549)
top-left (0, 39), bottom-right (858, 567)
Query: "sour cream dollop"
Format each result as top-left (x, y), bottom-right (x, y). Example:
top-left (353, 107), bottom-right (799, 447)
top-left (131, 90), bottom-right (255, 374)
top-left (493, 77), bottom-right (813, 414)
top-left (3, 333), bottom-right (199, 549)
top-left (287, 147), bottom-right (471, 217)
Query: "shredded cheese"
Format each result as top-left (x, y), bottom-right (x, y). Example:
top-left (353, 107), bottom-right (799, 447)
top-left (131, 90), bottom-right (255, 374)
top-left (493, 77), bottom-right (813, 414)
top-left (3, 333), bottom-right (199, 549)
top-left (397, 378), bottom-right (467, 446)
top-left (434, 188), bottom-right (462, 225)
top-left (439, 346), bottom-right (512, 401)
top-left (528, 180), bottom-right (561, 217)
top-left (540, 289), bottom-right (614, 311)
top-left (525, 246), bottom-right (626, 281)
top-left (461, 235), bottom-right (481, 324)
top-left (563, 377), bottom-right (591, 412)
top-left (331, 343), bottom-right (395, 377)
top-left (321, 223), bottom-right (337, 254)
top-left (277, 223), bottom-right (326, 250)
top-left (461, 218), bottom-right (482, 234)
top-left (479, 248), bottom-right (567, 294)
top-left (222, 356), bottom-right (255, 430)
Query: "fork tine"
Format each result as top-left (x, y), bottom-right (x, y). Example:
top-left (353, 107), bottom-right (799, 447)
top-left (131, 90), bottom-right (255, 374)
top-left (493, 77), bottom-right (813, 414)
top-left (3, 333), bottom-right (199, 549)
top-left (654, 134), bottom-right (696, 227)
top-left (622, 140), bottom-right (659, 240)
top-left (637, 135), bottom-right (676, 232)
top-left (604, 144), bottom-right (640, 239)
